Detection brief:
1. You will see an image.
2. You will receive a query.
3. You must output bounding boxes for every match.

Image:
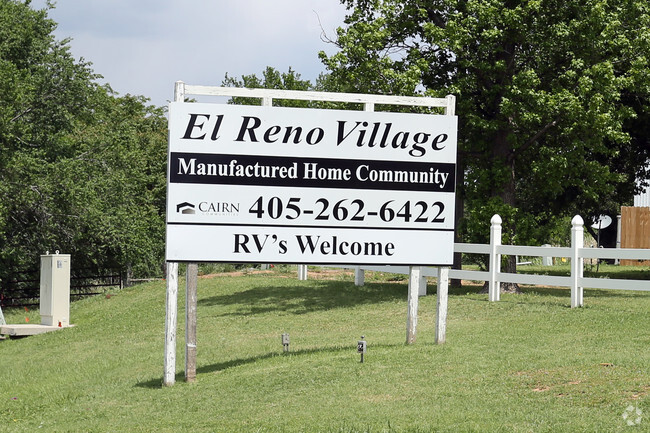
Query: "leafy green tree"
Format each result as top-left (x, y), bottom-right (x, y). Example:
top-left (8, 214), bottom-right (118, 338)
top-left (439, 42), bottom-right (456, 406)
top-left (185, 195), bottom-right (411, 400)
top-left (1, 0), bottom-right (98, 271)
top-left (0, 0), bottom-right (167, 284)
top-left (222, 66), bottom-right (374, 112)
top-left (45, 92), bottom-right (167, 278)
top-left (222, 66), bottom-right (314, 107)
top-left (321, 0), bottom-right (650, 287)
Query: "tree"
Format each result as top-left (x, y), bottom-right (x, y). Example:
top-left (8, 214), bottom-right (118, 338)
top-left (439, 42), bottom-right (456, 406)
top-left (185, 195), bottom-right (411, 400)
top-left (223, 66), bottom-right (314, 107)
top-left (1, 0), bottom-right (99, 271)
top-left (321, 0), bottom-right (650, 289)
top-left (222, 66), bottom-right (374, 112)
top-left (0, 0), bottom-right (167, 284)
top-left (44, 92), bottom-right (167, 278)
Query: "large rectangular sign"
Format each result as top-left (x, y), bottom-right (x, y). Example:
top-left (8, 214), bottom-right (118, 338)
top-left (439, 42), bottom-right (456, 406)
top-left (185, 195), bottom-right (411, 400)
top-left (166, 102), bottom-right (457, 265)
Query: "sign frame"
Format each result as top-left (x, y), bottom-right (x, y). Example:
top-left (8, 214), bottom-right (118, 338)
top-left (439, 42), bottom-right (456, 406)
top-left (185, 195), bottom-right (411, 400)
top-left (165, 86), bottom-right (457, 266)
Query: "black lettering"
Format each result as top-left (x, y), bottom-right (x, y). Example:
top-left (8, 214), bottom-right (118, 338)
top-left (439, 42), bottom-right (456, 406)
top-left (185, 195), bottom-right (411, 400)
top-left (356, 121), bottom-right (369, 147)
top-left (306, 128), bottom-right (324, 145)
top-left (235, 116), bottom-right (262, 142)
top-left (282, 126), bottom-right (303, 144)
top-left (263, 125), bottom-right (282, 143)
top-left (336, 121), bottom-right (362, 145)
top-left (210, 114), bottom-right (224, 141)
top-left (379, 123), bottom-right (392, 148)
top-left (296, 235), bottom-right (319, 253)
top-left (320, 240), bottom-right (332, 255)
top-left (252, 234), bottom-right (268, 252)
top-left (409, 132), bottom-right (430, 157)
top-left (366, 122), bottom-right (381, 147)
top-left (182, 114), bottom-right (211, 139)
top-left (233, 234), bottom-right (250, 253)
top-left (392, 131), bottom-right (410, 149)
top-left (364, 242), bottom-right (383, 256)
top-left (431, 133), bottom-right (448, 151)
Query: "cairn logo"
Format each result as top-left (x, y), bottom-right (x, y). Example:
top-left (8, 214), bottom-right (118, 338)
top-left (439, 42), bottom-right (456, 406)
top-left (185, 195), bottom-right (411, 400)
top-left (176, 202), bottom-right (196, 214)
top-left (197, 201), bottom-right (240, 214)
top-left (622, 405), bottom-right (643, 426)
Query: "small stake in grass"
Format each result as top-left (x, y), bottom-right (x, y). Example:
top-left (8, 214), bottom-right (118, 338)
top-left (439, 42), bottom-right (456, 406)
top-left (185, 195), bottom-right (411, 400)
top-left (357, 336), bottom-right (367, 363)
top-left (282, 333), bottom-right (290, 352)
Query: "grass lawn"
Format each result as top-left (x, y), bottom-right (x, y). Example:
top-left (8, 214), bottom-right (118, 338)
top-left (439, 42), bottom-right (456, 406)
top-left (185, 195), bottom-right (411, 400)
top-left (0, 266), bottom-right (648, 432)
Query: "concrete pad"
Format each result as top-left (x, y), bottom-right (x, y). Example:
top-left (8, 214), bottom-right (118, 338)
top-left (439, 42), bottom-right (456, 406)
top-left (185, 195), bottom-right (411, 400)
top-left (0, 324), bottom-right (74, 337)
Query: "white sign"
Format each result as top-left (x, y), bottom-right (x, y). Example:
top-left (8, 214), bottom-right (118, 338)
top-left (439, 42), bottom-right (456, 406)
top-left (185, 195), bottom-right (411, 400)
top-left (166, 102), bottom-right (457, 265)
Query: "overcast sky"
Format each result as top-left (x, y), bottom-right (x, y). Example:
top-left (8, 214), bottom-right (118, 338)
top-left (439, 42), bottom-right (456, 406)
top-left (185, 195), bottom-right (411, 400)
top-left (33, 1), bottom-right (348, 107)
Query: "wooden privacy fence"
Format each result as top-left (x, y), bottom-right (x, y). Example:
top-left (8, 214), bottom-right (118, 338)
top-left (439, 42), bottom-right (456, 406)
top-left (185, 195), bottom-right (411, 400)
top-left (304, 214), bottom-right (650, 308)
top-left (621, 206), bottom-right (650, 266)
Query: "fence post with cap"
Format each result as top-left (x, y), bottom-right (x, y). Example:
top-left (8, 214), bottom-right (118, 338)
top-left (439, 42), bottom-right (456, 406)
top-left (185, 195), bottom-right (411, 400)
top-left (571, 215), bottom-right (584, 308)
top-left (489, 214), bottom-right (502, 302)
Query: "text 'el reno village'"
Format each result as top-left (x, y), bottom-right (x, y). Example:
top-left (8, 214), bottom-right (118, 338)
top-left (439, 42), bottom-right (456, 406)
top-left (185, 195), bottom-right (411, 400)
top-left (182, 113), bottom-right (449, 158)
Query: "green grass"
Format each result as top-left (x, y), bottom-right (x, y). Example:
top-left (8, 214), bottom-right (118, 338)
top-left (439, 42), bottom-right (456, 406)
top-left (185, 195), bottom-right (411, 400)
top-left (1, 268), bottom-right (648, 432)
top-left (517, 263), bottom-right (650, 280)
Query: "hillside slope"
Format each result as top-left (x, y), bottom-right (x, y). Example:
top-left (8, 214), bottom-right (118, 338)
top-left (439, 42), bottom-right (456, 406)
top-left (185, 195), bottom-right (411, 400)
top-left (1, 271), bottom-right (648, 432)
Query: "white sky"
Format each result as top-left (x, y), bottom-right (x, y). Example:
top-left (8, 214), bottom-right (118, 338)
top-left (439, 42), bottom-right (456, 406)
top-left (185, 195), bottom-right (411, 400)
top-left (32, 1), bottom-right (348, 107)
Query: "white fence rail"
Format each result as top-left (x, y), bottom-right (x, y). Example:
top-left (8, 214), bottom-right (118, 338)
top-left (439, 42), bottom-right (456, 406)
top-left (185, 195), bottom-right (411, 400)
top-left (307, 214), bottom-right (650, 308)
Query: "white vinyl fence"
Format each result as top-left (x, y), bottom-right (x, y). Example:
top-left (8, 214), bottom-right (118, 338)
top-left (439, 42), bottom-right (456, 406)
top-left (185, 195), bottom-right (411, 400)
top-left (301, 214), bottom-right (650, 308)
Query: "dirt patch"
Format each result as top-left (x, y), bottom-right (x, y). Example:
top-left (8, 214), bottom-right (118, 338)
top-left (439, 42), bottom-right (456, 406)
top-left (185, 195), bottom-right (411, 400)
top-left (198, 269), bottom-right (274, 279)
top-left (198, 267), bottom-right (355, 280)
top-left (304, 268), bottom-right (354, 279)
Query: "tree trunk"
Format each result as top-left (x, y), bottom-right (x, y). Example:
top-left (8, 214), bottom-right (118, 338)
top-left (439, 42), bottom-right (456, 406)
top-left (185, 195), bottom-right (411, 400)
top-left (451, 151), bottom-right (464, 288)
top-left (494, 129), bottom-right (521, 293)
